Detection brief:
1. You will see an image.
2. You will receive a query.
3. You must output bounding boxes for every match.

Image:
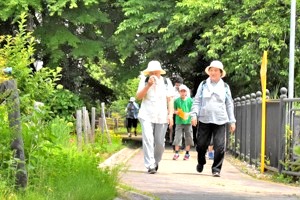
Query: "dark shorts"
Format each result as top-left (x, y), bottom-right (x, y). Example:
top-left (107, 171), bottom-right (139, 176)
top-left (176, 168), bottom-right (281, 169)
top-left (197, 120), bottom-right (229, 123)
top-left (127, 118), bottom-right (138, 128)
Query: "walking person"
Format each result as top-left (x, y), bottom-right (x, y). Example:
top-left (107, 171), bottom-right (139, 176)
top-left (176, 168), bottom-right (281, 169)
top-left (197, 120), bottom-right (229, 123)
top-left (172, 84), bottom-right (194, 160)
top-left (125, 97), bottom-right (139, 137)
top-left (169, 77), bottom-right (190, 147)
top-left (191, 60), bottom-right (236, 177)
top-left (136, 60), bottom-right (174, 174)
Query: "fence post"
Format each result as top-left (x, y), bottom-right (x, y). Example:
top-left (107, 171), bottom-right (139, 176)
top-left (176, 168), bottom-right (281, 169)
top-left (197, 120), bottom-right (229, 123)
top-left (76, 110), bottom-right (83, 151)
top-left (82, 107), bottom-right (88, 144)
top-left (91, 107), bottom-right (96, 143)
top-left (101, 102), bottom-right (112, 144)
top-left (255, 91), bottom-right (262, 167)
top-left (114, 118), bottom-right (118, 131)
top-left (85, 109), bottom-right (92, 143)
top-left (278, 87), bottom-right (287, 173)
top-left (240, 96), bottom-right (246, 160)
top-left (249, 93), bottom-right (256, 165)
top-left (235, 97), bottom-right (241, 157)
top-left (245, 94), bottom-right (251, 162)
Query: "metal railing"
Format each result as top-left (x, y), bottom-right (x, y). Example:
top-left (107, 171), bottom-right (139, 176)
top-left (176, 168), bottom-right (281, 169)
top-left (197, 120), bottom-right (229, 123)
top-left (227, 87), bottom-right (300, 176)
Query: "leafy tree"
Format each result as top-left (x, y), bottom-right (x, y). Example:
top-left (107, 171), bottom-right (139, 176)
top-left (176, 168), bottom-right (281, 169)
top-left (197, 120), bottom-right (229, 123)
top-left (115, 0), bottom-right (300, 97)
top-left (0, 0), bottom-right (121, 106)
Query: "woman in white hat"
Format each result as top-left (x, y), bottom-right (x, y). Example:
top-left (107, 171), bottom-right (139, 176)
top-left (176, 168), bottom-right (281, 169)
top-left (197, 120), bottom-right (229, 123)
top-left (136, 60), bottom-right (174, 174)
top-left (190, 60), bottom-right (236, 177)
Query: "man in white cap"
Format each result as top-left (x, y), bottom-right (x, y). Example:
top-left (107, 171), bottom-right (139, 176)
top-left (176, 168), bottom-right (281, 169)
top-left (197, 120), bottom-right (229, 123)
top-left (125, 97), bottom-right (139, 137)
top-left (190, 60), bottom-right (236, 177)
top-left (136, 60), bottom-right (174, 174)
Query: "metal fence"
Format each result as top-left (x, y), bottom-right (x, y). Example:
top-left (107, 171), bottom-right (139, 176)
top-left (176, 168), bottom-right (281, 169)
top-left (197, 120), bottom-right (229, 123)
top-left (227, 87), bottom-right (300, 176)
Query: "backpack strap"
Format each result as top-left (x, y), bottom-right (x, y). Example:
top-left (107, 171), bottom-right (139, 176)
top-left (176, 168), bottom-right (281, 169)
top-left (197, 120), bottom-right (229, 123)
top-left (200, 80), bottom-right (229, 99)
top-left (199, 80), bottom-right (206, 98)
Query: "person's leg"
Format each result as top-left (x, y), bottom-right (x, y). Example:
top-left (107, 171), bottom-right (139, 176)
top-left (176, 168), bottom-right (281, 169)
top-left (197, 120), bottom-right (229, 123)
top-left (138, 118), bottom-right (156, 171)
top-left (153, 123), bottom-right (168, 166)
top-left (211, 124), bottom-right (226, 174)
top-left (133, 118), bottom-right (138, 136)
top-left (183, 124), bottom-right (194, 160)
top-left (196, 122), bottom-right (212, 172)
top-left (208, 136), bottom-right (214, 159)
top-left (127, 118), bottom-right (133, 137)
top-left (172, 124), bottom-right (183, 160)
top-left (170, 114), bottom-right (176, 146)
top-left (168, 125), bottom-right (173, 145)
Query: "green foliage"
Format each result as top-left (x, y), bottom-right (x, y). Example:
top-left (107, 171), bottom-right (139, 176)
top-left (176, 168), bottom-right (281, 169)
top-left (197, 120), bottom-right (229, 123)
top-left (109, 77), bottom-right (140, 117)
top-left (114, 0), bottom-right (300, 97)
top-left (0, 13), bottom-right (64, 116)
top-left (0, 111), bottom-right (123, 199)
top-left (47, 86), bottom-right (84, 122)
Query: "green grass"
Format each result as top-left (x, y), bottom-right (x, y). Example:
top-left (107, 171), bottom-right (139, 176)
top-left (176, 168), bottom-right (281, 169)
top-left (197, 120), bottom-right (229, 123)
top-left (0, 134), bottom-right (124, 200)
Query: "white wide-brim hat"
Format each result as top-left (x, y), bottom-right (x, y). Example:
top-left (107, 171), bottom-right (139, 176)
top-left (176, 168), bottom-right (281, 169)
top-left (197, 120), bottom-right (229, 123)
top-left (205, 60), bottom-right (226, 78)
top-left (143, 60), bottom-right (166, 75)
top-left (129, 97), bottom-right (135, 102)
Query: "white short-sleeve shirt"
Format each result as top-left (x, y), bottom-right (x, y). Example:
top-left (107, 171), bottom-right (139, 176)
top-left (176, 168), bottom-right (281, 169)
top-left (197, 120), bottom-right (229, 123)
top-left (137, 76), bottom-right (174, 123)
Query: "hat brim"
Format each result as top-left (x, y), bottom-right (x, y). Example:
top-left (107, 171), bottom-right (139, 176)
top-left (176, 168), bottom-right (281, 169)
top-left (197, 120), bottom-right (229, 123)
top-left (205, 66), bottom-right (226, 78)
top-left (143, 69), bottom-right (166, 76)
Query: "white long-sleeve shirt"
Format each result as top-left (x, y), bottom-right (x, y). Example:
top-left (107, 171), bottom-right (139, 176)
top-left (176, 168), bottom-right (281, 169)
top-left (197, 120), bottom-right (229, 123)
top-left (190, 78), bottom-right (236, 125)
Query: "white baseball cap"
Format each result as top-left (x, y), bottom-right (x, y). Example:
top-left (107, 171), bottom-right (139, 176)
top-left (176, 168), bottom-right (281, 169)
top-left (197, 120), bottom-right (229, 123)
top-left (179, 84), bottom-right (189, 92)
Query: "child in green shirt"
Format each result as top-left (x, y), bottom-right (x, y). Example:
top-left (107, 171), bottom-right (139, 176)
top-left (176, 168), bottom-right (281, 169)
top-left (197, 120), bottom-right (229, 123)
top-left (172, 84), bottom-right (194, 160)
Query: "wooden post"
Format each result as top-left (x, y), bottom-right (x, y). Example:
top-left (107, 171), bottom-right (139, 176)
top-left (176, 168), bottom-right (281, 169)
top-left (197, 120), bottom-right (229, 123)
top-left (114, 118), bottom-right (118, 131)
top-left (86, 110), bottom-right (92, 143)
top-left (82, 107), bottom-right (88, 144)
top-left (1, 80), bottom-right (27, 189)
top-left (101, 102), bottom-right (111, 144)
top-left (76, 110), bottom-right (82, 151)
top-left (91, 107), bottom-right (96, 143)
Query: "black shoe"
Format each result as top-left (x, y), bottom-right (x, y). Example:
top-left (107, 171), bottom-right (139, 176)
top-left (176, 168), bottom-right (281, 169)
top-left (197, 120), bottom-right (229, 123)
top-left (134, 131), bottom-right (137, 136)
top-left (196, 164), bottom-right (203, 173)
top-left (155, 164), bottom-right (159, 171)
top-left (212, 172), bottom-right (220, 177)
top-left (148, 168), bottom-right (157, 174)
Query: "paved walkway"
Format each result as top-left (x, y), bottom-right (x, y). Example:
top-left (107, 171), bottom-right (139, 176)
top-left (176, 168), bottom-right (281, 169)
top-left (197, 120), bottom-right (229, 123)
top-left (118, 137), bottom-right (300, 200)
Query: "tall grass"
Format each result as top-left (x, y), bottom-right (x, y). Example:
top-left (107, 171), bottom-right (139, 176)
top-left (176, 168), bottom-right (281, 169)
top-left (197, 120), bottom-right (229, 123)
top-left (0, 105), bottom-right (123, 200)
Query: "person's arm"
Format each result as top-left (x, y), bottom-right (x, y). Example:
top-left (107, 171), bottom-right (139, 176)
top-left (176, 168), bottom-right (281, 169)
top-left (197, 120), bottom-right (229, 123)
top-left (190, 83), bottom-right (202, 126)
top-left (136, 75), bottom-right (155, 100)
top-left (225, 86), bottom-right (236, 133)
top-left (167, 96), bottom-right (174, 127)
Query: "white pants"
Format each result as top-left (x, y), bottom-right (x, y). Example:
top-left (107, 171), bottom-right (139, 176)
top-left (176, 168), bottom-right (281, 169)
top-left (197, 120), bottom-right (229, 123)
top-left (139, 118), bottom-right (168, 169)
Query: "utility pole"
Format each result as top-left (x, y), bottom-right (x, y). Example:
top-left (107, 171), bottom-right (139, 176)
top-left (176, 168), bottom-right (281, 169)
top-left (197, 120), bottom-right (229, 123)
top-left (288, 0), bottom-right (296, 98)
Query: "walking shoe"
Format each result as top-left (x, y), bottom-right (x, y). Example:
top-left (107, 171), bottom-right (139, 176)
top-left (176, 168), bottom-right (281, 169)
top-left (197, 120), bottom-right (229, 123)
top-left (155, 163), bottom-right (159, 171)
top-left (134, 131), bottom-right (137, 136)
top-left (173, 154), bottom-right (179, 160)
top-left (148, 168), bottom-right (157, 174)
top-left (183, 154), bottom-right (190, 160)
top-left (128, 133), bottom-right (131, 137)
top-left (196, 164), bottom-right (203, 173)
top-left (212, 172), bottom-right (220, 177)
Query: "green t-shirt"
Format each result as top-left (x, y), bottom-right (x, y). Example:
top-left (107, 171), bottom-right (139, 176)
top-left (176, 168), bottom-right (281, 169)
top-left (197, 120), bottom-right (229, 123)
top-left (174, 97), bottom-right (193, 125)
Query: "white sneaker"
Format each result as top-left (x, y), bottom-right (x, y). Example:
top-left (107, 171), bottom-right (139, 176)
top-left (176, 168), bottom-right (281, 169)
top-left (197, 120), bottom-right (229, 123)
top-left (128, 133), bottom-right (131, 137)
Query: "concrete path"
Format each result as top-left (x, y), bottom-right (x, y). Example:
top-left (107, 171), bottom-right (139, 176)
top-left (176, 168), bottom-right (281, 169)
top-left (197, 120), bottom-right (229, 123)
top-left (119, 143), bottom-right (300, 200)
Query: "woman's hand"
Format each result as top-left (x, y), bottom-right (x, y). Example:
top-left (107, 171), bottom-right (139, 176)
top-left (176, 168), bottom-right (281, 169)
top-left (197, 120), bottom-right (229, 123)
top-left (191, 117), bottom-right (197, 126)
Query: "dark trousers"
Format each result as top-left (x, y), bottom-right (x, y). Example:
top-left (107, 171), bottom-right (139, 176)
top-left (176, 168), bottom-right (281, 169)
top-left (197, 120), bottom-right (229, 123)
top-left (196, 122), bottom-right (225, 173)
